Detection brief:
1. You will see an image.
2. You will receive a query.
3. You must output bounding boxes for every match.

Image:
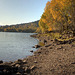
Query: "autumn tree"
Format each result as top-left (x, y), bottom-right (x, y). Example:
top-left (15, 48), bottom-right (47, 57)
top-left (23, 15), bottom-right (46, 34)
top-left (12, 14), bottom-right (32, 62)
top-left (39, 0), bottom-right (75, 34)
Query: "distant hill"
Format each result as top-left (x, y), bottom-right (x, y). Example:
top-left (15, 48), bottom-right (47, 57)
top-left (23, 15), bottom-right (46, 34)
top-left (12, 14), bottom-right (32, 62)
top-left (0, 20), bottom-right (39, 33)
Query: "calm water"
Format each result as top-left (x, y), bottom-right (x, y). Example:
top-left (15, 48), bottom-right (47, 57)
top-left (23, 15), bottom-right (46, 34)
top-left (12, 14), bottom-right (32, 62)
top-left (0, 32), bottom-right (38, 62)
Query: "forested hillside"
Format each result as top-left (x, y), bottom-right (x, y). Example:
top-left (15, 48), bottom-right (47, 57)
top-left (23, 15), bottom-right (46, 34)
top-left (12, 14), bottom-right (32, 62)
top-left (39, 0), bottom-right (75, 36)
top-left (0, 20), bottom-right (39, 33)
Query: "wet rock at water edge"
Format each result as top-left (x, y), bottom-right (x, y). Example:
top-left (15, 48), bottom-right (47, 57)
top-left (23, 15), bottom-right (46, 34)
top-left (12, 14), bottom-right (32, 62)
top-left (17, 59), bottom-right (23, 62)
top-left (32, 46), bottom-right (35, 48)
top-left (35, 45), bottom-right (41, 48)
top-left (23, 60), bottom-right (27, 64)
top-left (15, 64), bottom-right (21, 68)
top-left (14, 59), bottom-right (23, 64)
top-left (45, 44), bottom-right (51, 47)
top-left (32, 45), bottom-right (41, 48)
top-left (30, 50), bottom-right (33, 53)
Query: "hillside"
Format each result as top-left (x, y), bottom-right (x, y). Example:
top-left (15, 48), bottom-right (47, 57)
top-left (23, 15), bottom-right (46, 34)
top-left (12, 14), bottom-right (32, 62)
top-left (0, 20), bottom-right (39, 33)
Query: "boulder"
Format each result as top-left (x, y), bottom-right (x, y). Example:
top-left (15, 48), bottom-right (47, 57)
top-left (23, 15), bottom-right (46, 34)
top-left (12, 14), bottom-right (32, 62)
top-left (49, 47), bottom-right (53, 49)
top-left (30, 65), bottom-right (36, 70)
top-left (11, 63), bottom-right (16, 66)
top-left (45, 44), bottom-right (51, 47)
top-left (71, 62), bottom-right (75, 64)
top-left (0, 60), bottom-right (3, 64)
top-left (55, 38), bottom-right (75, 44)
top-left (38, 51), bottom-right (41, 54)
top-left (17, 59), bottom-right (22, 62)
top-left (23, 60), bottom-right (27, 64)
top-left (15, 64), bottom-right (20, 68)
top-left (32, 46), bottom-right (35, 48)
top-left (30, 50), bottom-right (33, 53)
top-left (35, 45), bottom-right (41, 48)
top-left (14, 59), bottom-right (23, 64)
top-left (44, 39), bottom-right (47, 44)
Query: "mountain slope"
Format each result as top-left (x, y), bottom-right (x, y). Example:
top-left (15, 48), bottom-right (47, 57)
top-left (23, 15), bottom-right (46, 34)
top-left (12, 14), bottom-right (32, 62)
top-left (0, 20), bottom-right (39, 33)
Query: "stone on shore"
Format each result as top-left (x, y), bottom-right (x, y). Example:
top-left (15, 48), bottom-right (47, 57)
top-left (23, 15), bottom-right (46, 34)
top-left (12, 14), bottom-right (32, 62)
top-left (15, 64), bottom-right (20, 68)
top-left (35, 45), bottom-right (41, 48)
top-left (30, 50), bottom-right (33, 53)
top-left (32, 45), bottom-right (41, 48)
top-left (30, 65), bottom-right (36, 70)
top-left (23, 60), bottom-right (27, 64)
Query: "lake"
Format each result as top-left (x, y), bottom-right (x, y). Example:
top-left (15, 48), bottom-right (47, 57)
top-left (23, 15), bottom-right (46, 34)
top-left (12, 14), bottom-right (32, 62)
top-left (0, 32), bottom-right (38, 62)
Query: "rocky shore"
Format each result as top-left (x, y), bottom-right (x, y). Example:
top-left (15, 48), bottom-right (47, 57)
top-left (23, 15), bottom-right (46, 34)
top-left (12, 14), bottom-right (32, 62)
top-left (0, 34), bottom-right (75, 75)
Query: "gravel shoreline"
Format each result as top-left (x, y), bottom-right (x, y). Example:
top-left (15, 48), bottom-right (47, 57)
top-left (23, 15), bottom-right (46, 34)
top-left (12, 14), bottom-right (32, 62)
top-left (0, 34), bottom-right (75, 75)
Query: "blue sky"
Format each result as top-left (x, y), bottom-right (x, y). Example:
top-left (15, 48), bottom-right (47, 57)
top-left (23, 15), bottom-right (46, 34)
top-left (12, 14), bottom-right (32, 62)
top-left (0, 0), bottom-right (50, 25)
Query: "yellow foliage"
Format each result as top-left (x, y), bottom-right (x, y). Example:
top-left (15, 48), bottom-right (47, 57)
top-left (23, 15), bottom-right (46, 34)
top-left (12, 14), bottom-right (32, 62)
top-left (48, 27), bottom-right (52, 31)
top-left (39, 0), bottom-right (75, 33)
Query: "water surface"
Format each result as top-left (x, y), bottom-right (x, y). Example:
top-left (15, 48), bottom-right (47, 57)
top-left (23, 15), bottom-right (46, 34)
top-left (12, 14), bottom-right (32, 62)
top-left (0, 32), bottom-right (38, 62)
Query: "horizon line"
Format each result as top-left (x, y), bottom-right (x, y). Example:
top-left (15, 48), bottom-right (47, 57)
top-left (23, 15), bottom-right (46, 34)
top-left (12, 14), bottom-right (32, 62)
top-left (0, 20), bottom-right (39, 26)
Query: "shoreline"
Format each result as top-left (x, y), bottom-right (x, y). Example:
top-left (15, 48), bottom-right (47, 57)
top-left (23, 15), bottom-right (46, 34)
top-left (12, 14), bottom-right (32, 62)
top-left (0, 34), bottom-right (75, 75)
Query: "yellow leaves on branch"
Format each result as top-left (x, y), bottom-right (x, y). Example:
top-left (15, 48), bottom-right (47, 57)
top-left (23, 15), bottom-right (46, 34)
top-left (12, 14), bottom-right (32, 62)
top-left (42, 19), bottom-right (47, 23)
top-left (39, 0), bottom-right (75, 33)
top-left (48, 27), bottom-right (52, 31)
